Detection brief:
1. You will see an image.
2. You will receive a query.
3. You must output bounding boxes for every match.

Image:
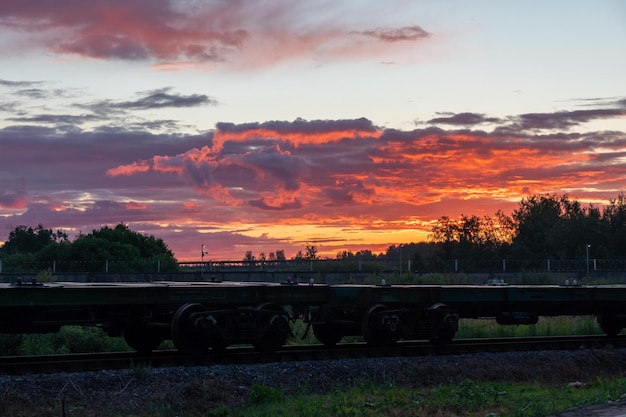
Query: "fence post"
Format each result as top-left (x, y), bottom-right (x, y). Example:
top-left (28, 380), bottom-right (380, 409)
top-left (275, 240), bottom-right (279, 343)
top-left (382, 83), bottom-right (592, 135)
top-left (53, 260), bottom-right (56, 274)
top-left (105, 259), bottom-right (109, 273)
top-left (502, 259), bottom-right (506, 272)
top-left (454, 259), bottom-right (458, 272)
top-left (547, 259), bottom-right (550, 272)
top-left (0, 259), bottom-right (2, 273)
top-left (157, 259), bottom-right (161, 273)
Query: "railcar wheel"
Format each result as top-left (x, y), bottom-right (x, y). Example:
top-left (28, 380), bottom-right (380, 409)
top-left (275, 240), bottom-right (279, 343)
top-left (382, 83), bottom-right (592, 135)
top-left (123, 322), bottom-right (162, 353)
top-left (597, 314), bottom-right (623, 337)
top-left (253, 303), bottom-right (290, 352)
top-left (429, 303), bottom-right (458, 345)
top-left (172, 303), bottom-right (212, 354)
top-left (362, 304), bottom-right (401, 346)
top-left (312, 323), bottom-right (343, 346)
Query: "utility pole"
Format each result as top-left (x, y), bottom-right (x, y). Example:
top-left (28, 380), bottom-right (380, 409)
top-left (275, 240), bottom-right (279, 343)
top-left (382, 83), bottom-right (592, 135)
top-left (201, 244), bottom-right (208, 279)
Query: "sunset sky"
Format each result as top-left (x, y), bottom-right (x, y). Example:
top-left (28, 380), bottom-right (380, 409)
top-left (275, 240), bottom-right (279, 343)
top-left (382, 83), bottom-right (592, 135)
top-left (1, 0), bottom-right (625, 261)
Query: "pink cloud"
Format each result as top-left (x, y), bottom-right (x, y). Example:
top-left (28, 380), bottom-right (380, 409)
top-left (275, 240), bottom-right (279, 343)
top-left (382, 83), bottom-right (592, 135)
top-left (0, 1), bottom-right (432, 68)
top-left (0, 187), bottom-right (27, 209)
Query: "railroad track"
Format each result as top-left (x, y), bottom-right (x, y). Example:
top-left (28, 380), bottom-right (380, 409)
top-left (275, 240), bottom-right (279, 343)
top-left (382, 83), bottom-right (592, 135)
top-left (1, 335), bottom-right (625, 375)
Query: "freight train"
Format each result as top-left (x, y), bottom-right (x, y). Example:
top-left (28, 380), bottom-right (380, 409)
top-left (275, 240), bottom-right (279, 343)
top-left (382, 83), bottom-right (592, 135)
top-left (1, 279), bottom-right (625, 354)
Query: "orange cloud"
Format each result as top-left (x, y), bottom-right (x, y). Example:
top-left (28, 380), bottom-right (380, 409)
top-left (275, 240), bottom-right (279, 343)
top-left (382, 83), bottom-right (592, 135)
top-left (124, 201), bottom-right (149, 211)
top-left (106, 161), bottom-right (150, 176)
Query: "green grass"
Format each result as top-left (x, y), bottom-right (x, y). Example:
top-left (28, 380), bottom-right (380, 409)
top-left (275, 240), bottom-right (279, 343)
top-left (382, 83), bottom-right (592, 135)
top-left (4, 377), bottom-right (625, 416)
top-left (457, 316), bottom-right (605, 339)
top-left (0, 326), bottom-right (133, 356)
top-left (231, 378), bottom-right (626, 417)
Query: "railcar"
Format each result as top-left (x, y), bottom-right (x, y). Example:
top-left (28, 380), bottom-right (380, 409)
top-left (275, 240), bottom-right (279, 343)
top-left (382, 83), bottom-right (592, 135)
top-left (1, 280), bottom-right (626, 354)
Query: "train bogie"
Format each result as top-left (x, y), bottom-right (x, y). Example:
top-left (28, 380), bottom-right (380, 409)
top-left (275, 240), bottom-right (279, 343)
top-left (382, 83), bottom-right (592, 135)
top-left (169, 302), bottom-right (291, 354)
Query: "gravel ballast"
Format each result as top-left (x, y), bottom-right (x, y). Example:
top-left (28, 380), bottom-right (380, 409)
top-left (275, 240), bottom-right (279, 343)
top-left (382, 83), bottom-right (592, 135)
top-left (1, 349), bottom-right (626, 416)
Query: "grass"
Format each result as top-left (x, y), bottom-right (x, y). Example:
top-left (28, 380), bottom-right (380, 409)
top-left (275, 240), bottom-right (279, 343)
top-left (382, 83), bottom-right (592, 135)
top-left (457, 316), bottom-right (604, 339)
top-left (3, 376), bottom-right (626, 416)
top-left (230, 378), bottom-right (626, 417)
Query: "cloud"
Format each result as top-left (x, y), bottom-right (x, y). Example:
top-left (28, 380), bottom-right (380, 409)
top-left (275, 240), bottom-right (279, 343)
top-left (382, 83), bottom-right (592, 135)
top-left (249, 197), bottom-right (303, 211)
top-left (0, 78), bottom-right (42, 88)
top-left (0, 184), bottom-right (27, 209)
top-left (504, 100), bottom-right (626, 131)
top-left (359, 26), bottom-right (430, 42)
top-left (0, 1), bottom-right (433, 68)
top-left (428, 112), bottom-right (501, 126)
top-left (1, 94), bottom-right (625, 259)
top-left (1, 80), bottom-right (216, 135)
top-left (108, 88), bottom-right (218, 110)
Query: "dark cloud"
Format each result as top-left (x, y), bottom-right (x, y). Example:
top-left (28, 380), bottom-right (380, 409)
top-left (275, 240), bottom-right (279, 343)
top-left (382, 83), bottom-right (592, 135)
top-left (237, 145), bottom-right (309, 191)
top-left (77, 89), bottom-right (217, 122)
top-left (14, 88), bottom-right (48, 99)
top-left (360, 26), bottom-right (430, 42)
top-left (9, 113), bottom-right (102, 125)
top-left (0, 79), bottom-right (43, 87)
top-left (112, 89), bottom-right (218, 109)
top-left (431, 99), bottom-right (626, 134)
top-left (216, 117), bottom-right (379, 135)
top-left (248, 197), bottom-right (303, 210)
top-left (511, 103), bottom-right (626, 131)
top-left (1, 84), bottom-right (216, 135)
top-left (428, 112), bottom-right (501, 126)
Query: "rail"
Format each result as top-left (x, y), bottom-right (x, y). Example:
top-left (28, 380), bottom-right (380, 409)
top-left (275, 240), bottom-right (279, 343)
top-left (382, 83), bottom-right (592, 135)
top-left (2, 335), bottom-right (624, 375)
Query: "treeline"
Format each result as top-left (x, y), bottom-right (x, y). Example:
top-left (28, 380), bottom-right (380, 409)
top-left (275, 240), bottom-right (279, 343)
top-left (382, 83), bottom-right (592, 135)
top-left (0, 223), bottom-right (178, 273)
top-left (3, 193), bottom-right (626, 274)
top-left (333, 193), bottom-right (626, 264)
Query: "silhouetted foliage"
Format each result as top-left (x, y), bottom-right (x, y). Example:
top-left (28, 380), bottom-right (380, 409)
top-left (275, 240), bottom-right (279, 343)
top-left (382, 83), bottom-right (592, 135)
top-left (1, 225), bottom-right (68, 255)
top-left (1, 223), bottom-right (178, 273)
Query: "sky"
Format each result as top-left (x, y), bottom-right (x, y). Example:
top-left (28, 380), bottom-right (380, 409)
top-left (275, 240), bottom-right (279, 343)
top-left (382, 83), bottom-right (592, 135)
top-left (1, 0), bottom-right (625, 261)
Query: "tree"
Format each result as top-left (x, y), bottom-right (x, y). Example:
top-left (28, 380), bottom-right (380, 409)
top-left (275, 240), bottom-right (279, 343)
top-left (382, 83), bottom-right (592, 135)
top-left (1, 223), bottom-right (177, 273)
top-left (429, 213), bottom-right (513, 259)
top-left (243, 250), bottom-right (256, 265)
top-left (510, 194), bottom-right (603, 260)
top-left (601, 193), bottom-right (626, 258)
top-left (511, 194), bottom-right (567, 259)
top-left (304, 243), bottom-right (318, 260)
top-left (1, 225), bottom-right (68, 255)
top-left (66, 223), bottom-right (178, 272)
top-left (81, 223), bottom-right (174, 259)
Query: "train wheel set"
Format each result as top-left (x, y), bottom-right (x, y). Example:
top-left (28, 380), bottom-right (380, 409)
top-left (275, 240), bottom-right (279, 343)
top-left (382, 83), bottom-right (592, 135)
top-left (1, 280), bottom-right (626, 354)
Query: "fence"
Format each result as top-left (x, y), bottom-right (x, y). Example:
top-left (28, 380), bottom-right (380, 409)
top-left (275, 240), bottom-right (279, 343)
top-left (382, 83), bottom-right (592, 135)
top-left (1, 257), bottom-right (623, 275)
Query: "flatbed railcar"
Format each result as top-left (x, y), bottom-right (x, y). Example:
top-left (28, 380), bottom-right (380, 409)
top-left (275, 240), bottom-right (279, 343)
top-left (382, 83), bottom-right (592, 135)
top-left (1, 280), bottom-right (626, 354)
